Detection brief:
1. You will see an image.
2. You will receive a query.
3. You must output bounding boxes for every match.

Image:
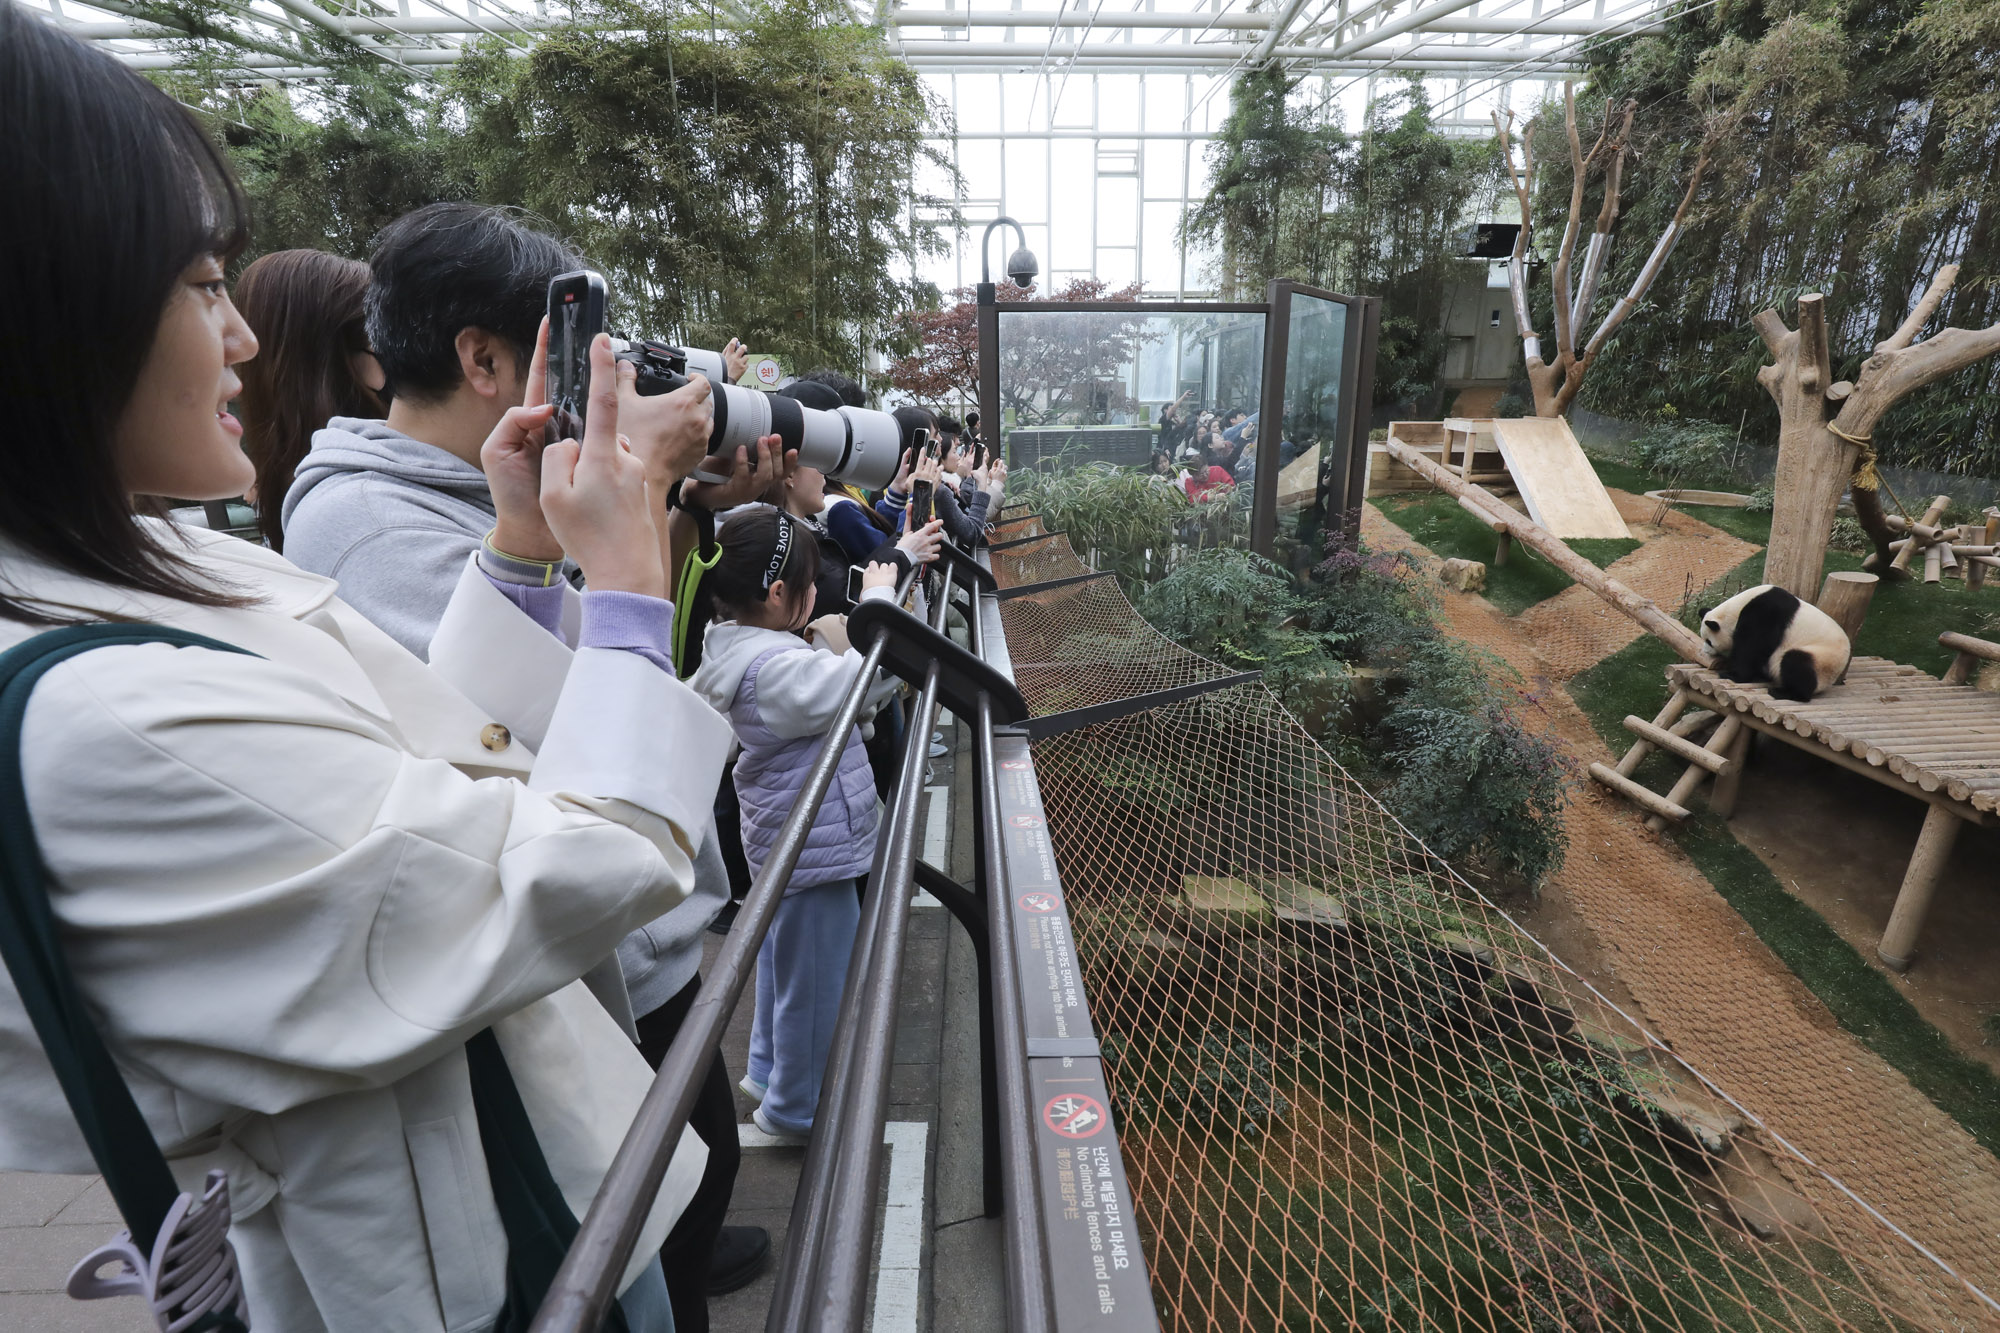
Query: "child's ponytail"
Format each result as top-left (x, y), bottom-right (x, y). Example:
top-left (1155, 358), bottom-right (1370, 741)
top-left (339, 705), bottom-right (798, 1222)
top-left (673, 506), bottom-right (820, 677)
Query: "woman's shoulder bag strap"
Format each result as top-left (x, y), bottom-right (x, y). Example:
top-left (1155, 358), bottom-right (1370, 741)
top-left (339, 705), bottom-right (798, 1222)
top-left (0, 623), bottom-right (255, 1331)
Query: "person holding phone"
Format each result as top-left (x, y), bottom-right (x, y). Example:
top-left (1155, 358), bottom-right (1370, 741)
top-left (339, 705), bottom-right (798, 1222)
top-left (0, 13), bottom-right (722, 1327)
top-left (282, 204), bottom-right (719, 662)
top-left (280, 210), bottom-right (773, 1326)
top-left (875, 406), bottom-right (1003, 548)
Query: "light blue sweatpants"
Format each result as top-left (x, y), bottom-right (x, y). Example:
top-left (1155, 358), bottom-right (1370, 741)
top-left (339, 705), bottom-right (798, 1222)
top-left (747, 877), bottom-right (863, 1134)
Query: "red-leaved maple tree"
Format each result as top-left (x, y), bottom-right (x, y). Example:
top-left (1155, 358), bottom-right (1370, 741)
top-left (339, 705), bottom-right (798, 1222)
top-left (887, 278), bottom-right (1146, 421)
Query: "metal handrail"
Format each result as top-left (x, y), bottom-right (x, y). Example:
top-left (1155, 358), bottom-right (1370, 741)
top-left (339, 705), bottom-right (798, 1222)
top-left (764, 563), bottom-right (957, 1328)
top-left (967, 563), bottom-right (1058, 1332)
top-left (527, 565), bottom-right (922, 1333)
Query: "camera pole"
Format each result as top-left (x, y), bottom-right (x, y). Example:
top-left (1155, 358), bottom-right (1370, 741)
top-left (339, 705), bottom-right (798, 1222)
top-left (976, 216), bottom-right (1036, 473)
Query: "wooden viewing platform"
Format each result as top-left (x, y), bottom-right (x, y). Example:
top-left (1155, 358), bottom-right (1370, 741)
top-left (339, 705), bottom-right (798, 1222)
top-left (1659, 640), bottom-right (2000, 971)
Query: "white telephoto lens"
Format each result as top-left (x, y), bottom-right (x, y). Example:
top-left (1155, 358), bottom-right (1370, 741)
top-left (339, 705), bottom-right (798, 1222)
top-left (682, 346), bottom-right (732, 383)
top-left (836, 407), bottom-right (903, 490)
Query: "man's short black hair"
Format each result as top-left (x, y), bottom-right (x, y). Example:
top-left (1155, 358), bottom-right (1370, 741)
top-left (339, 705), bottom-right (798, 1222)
top-left (1223, 408), bottom-right (1248, 425)
top-left (935, 415), bottom-right (963, 438)
top-left (366, 203), bottom-right (582, 403)
top-left (798, 368), bottom-right (866, 408)
top-left (777, 379), bottom-right (844, 412)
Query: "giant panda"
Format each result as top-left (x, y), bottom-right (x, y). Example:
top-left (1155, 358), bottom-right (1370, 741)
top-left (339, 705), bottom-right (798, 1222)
top-left (1698, 584), bottom-right (1852, 702)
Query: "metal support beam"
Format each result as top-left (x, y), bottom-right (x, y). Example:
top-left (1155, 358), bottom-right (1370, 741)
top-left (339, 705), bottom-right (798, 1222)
top-left (990, 530), bottom-right (1068, 552)
top-left (1020, 670), bottom-right (1263, 741)
top-left (1325, 0), bottom-right (1486, 58)
top-left (994, 571), bottom-right (1116, 600)
top-left (1249, 0), bottom-right (1316, 64)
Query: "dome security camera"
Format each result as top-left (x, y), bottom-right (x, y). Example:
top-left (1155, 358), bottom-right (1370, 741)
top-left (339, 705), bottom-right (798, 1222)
top-left (1006, 246), bottom-right (1039, 290)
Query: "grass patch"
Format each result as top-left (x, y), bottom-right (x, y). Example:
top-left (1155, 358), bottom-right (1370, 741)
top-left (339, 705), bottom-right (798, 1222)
top-left (1671, 502), bottom-right (1774, 547)
top-left (1676, 812), bottom-right (2000, 1160)
top-left (1565, 632), bottom-right (1687, 785)
top-left (1831, 549), bottom-right (2000, 676)
top-left (1375, 492), bottom-right (1639, 616)
top-left (1585, 453), bottom-right (1777, 545)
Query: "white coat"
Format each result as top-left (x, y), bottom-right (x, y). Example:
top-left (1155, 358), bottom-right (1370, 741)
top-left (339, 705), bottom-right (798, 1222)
top-left (0, 521), bottom-right (731, 1332)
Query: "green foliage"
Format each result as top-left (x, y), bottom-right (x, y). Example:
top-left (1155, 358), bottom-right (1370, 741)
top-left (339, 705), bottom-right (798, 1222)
top-left (1008, 462), bottom-right (1236, 590)
top-left (1308, 547), bottom-right (1573, 886)
top-left (1630, 413), bottom-right (1744, 487)
top-left (152, 0), bottom-right (948, 373)
top-left (1103, 1027), bottom-right (1291, 1135)
top-left (1015, 477), bottom-right (1572, 886)
top-left (1370, 635), bottom-right (1574, 886)
top-left (1184, 72), bottom-right (1499, 408)
top-left (1557, 0), bottom-right (2000, 475)
top-left (447, 4), bottom-right (949, 367)
top-left (1138, 549), bottom-right (1354, 712)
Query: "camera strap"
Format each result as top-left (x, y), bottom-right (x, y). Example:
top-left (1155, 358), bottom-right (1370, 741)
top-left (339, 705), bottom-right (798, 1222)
top-left (0, 624), bottom-right (255, 1331)
top-left (670, 482), bottom-right (721, 679)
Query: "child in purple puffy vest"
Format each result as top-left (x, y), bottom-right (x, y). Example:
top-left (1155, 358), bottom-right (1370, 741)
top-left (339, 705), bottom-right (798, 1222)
top-left (689, 508), bottom-right (904, 1139)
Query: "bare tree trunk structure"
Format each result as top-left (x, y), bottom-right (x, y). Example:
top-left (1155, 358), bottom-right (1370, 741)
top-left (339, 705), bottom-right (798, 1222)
top-left (1757, 266), bottom-right (2000, 598)
top-left (1492, 87), bottom-right (1705, 419)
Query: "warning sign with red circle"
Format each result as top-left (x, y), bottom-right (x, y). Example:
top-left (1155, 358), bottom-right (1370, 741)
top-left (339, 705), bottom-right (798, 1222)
top-left (1008, 814), bottom-right (1043, 828)
top-left (1042, 1093), bottom-right (1107, 1139)
top-left (1001, 759), bottom-right (1029, 770)
top-left (1017, 892), bottom-right (1057, 914)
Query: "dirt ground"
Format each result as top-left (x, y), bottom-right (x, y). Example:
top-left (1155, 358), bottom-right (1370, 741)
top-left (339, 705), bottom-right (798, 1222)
top-left (1360, 500), bottom-right (2000, 1322)
top-left (1726, 738), bottom-right (2000, 1075)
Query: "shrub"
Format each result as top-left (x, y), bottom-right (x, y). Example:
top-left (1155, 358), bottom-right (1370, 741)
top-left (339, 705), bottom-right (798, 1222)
top-left (1630, 412), bottom-right (1747, 488)
top-left (1306, 545), bottom-right (1573, 887)
top-left (1009, 461), bottom-right (1236, 590)
top-left (1138, 549), bottom-right (1355, 720)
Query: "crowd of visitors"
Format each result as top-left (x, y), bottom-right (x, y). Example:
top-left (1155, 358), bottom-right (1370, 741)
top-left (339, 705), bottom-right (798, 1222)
top-left (1153, 393), bottom-right (1300, 503)
top-left (0, 8), bottom-right (998, 1329)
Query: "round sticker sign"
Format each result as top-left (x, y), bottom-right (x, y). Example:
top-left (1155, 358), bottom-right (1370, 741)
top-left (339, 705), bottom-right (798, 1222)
top-left (1043, 1093), bottom-right (1107, 1139)
top-left (1008, 814), bottom-right (1043, 829)
top-left (751, 356), bottom-right (784, 387)
top-left (1017, 892), bottom-right (1056, 914)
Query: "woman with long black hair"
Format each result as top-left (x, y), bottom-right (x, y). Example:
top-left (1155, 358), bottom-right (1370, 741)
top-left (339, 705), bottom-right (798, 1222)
top-left (234, 249), bottom-right (386, 551)
top-left (0, 8), bottom-right (717, 1328)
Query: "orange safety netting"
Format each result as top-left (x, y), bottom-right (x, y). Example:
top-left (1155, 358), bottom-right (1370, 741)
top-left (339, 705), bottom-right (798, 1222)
top-left (990, 531), bottom-right (1997, 1332)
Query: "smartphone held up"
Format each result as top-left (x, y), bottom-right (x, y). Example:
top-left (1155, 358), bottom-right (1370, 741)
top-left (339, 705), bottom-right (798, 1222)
top-left (908, 426), bottom-right (934, 531)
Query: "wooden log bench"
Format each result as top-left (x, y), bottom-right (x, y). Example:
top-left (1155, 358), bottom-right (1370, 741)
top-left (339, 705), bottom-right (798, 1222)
top-left (1644, 633), bottom-right (2000, 971)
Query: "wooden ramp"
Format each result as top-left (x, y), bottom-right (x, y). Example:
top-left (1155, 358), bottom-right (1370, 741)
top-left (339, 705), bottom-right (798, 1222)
top-left (1275, 444), bottom-right (1319, 512)
top-left (1490, 417), bottom-right (1631, 540)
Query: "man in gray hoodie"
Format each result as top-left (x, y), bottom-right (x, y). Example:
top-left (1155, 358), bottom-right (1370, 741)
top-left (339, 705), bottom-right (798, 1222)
top-left (282, 202), bottom-right (770, 1326)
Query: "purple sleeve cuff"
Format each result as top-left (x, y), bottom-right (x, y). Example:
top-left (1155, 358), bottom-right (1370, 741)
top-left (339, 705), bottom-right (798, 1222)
top-left (579, 589), bottom-right (677, 675)
top-left (481, 569), bottom-right (567, 640)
